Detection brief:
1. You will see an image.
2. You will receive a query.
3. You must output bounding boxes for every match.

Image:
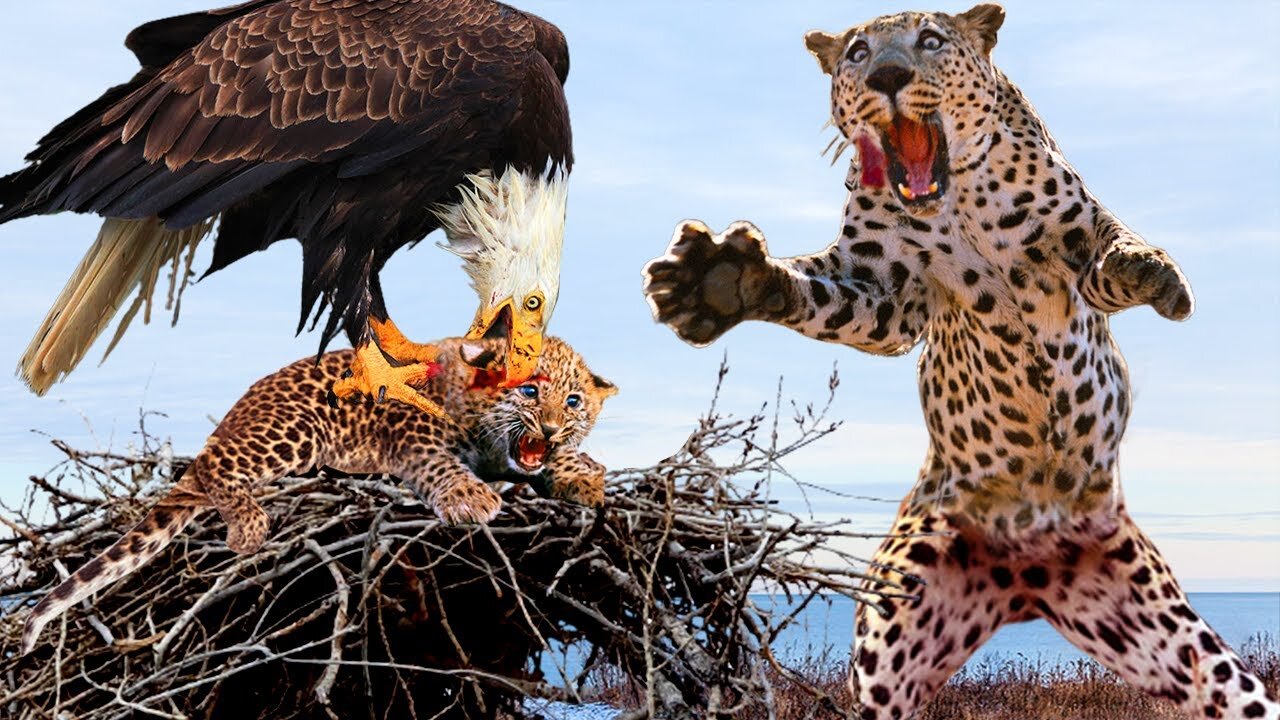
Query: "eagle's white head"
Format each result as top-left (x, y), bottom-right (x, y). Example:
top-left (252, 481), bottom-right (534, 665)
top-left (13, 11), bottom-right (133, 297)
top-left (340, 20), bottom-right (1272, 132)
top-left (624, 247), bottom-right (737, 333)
top-left (436, 167), bottom-right (567, 385)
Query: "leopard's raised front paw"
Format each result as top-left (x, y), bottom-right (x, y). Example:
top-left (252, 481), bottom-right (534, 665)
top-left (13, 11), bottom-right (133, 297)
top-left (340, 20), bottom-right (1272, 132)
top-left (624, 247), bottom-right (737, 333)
top-left (226, 502), bottom-right (270, 554)
top-left (432, 482), bottom-right (502, 525)
top-left (1102, 248), bottom-right (1194, 321)
top-left (642, 220), bottom-right (788, 347)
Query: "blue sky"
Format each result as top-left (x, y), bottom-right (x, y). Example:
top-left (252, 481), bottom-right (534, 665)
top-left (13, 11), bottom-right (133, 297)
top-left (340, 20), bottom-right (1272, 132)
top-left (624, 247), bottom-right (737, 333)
top-left (0, 1), bottom-right (1276, 591)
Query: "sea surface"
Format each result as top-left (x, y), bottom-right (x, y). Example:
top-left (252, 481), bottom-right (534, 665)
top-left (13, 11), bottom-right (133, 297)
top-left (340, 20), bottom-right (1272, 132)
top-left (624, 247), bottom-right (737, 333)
top-left (770, 591), bottom-right (1280, 670)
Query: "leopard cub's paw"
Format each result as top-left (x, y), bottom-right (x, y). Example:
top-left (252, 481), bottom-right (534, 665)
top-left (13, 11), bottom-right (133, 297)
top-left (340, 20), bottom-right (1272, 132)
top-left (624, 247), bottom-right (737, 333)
top-left (225, 502), bottom-right (271, 554)
top-left (545, 451), bottom-right (606, 508)
top-left (432, 481), bottom-right (502, 525)
top-left (557, 476), bottom-right (605, 508)
top-left (1102, 247), bottom-right (1194, 321)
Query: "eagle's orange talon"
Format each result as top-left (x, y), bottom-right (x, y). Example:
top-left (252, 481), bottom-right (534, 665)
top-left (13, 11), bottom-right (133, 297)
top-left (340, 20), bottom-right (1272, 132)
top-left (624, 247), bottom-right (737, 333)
top-left (329, 341), bottom-right (446, 418)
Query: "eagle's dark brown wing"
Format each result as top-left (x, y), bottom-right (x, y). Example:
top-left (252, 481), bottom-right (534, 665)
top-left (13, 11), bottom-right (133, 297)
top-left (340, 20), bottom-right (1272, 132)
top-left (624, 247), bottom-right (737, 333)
top-left (0, 0), bottom-right (571, 349)
top-left (2, 0), bottom-right (570, 222)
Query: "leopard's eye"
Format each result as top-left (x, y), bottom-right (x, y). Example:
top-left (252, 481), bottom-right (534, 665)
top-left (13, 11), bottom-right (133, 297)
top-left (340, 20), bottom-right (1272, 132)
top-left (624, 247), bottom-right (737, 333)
top-left (918, 30), bottom-right (945, 51)
top-left (565, 394), bottom-right (583, 409)
top-left (517, 385), bottom-right (539, 400)
top-left (846, 40), bottom-right (870, 64)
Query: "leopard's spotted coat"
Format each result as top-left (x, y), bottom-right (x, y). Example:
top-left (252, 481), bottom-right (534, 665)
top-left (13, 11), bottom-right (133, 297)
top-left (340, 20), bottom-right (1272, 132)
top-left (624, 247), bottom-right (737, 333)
top-left (643, 5), bottom-right (1276, 719)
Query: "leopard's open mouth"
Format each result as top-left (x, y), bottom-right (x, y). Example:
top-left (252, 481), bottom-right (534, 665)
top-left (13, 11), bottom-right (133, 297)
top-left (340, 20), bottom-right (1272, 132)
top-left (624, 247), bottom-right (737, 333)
top-left (509, 431), bottom-right (553, 474)
top-left (862, 111), bottom-right (950, 210)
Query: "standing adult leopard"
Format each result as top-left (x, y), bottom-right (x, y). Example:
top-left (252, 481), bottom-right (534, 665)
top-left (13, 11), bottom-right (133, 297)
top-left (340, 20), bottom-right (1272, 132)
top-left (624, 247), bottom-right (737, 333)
top-left (20, 335), bottom-right (615, 656)
top-left (642, 5), bottom-right (1277, 719)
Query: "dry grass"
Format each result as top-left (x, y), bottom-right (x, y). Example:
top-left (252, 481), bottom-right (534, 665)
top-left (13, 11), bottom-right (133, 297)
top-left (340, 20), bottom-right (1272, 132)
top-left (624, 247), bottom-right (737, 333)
top-left (708, 635), bottom-right (1280, 720)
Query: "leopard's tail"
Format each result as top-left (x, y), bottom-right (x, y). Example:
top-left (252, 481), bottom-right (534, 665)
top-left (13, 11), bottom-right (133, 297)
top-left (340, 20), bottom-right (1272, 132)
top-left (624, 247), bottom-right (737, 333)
top-left (20, 482), bottom-right (206, 655)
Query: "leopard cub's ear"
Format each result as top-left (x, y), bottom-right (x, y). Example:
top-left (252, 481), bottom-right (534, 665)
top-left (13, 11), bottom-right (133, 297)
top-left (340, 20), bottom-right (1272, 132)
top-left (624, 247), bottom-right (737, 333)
top-left (459, 340), bottom-right (501, 370)
top-left (804, 29), bottom-right (848, 76)
top-left (589, 373), bottom-right (618, 399)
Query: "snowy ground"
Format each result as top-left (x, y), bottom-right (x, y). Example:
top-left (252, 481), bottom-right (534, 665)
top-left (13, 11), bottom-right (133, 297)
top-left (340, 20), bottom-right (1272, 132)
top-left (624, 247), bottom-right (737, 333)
top-left (522, 699), bottom-right (622, 720)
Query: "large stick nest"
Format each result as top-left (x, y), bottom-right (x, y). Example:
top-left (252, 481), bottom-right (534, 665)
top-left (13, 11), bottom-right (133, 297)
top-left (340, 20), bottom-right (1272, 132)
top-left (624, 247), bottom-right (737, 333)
top-left (0, 367), bottom-right (905, 719)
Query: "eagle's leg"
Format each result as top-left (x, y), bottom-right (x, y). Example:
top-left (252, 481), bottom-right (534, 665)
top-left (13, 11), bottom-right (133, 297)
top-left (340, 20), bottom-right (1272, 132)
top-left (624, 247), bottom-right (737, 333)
top-left (328, 319), bottom-right (446, 417)
top-left (367, 316), bottom-right (442, 367)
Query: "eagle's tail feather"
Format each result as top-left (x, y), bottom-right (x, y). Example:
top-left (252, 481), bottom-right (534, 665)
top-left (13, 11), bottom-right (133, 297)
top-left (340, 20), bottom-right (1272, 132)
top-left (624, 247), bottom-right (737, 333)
top-left (18, 216), bottom-right (213, 394)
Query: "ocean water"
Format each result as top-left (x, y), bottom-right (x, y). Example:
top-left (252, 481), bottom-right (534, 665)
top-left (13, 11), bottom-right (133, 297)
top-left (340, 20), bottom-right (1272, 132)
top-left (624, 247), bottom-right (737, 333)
top-left (770, 592), bottom-right (1280, 670)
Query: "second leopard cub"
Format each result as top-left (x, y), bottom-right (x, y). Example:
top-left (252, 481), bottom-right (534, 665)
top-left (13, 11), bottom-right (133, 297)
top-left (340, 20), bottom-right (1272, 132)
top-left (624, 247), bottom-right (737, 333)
top-left (20, 336), bottom-right (615, 654)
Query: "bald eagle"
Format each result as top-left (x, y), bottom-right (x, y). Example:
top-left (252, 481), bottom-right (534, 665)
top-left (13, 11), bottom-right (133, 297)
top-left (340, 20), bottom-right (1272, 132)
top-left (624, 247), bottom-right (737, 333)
top-left (0, 0), bottom-right (573, 415)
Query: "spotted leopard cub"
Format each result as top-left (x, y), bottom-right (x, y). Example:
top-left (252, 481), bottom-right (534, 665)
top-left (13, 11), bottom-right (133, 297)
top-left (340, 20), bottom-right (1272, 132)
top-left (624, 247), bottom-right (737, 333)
top-left (20, 336), bottom-right (615, 655)
top-left (645, 5), bottom-right (1274, 720)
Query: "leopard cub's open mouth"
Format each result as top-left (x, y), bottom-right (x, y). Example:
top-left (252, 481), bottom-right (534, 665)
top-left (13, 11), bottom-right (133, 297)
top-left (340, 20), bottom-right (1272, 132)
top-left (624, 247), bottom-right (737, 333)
top-left (509, 431), bottom-right (553, 474)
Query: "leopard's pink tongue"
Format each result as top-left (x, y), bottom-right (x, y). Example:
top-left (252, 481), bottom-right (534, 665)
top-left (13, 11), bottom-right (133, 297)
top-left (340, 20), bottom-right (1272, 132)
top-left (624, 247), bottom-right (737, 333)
top-left (889, 116), bottom-right (939, 196)
top-left (518, 435), bottom-right (547, 466)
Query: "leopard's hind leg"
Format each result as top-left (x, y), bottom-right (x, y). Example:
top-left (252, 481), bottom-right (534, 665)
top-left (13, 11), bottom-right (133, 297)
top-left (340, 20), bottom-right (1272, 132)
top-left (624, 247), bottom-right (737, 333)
top-left (1039, 512), bottom-right (1278, 719)
top-left (189, 354), bottom-right (352, 553)
top-left (849, 509), bottom-right (1024, 719)
top-left (20, 476), bottom-right (209, 655)
top-left (194, 423), bottom-right (324, 554)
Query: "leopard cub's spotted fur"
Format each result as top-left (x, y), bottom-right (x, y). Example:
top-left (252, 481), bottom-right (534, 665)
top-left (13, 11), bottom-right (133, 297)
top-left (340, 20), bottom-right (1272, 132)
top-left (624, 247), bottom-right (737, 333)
top-left (20, 336), bottom-right (615, 655)
top-left (644, 4), bottom-right (1275, 719)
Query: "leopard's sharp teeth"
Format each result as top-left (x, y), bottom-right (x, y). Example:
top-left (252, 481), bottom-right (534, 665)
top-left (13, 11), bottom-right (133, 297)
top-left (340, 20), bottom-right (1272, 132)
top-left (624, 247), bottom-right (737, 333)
top-left (928, 181), bottom-right (939, 194)
top-left (898, 183), bottom-right (915, 200)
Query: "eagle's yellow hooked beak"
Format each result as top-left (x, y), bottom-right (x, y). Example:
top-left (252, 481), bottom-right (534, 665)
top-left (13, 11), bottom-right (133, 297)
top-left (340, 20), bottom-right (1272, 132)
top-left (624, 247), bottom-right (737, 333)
top-left (464, 292), bottom-right (547, 386)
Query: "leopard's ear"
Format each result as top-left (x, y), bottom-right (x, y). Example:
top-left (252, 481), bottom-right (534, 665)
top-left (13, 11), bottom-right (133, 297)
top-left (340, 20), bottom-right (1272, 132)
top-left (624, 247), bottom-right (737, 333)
top-left (459, 340), bottom-right (501, 370)
top-left (954, 4), bottom-right (1005, 56)
top-left (804, 29), bottom-right (847, 75)
top-left (589, 373), bottom-right (618, 399)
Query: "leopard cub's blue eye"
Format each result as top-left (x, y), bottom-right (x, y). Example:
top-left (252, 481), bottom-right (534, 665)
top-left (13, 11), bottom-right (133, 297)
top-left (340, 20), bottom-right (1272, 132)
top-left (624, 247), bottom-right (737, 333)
top-left (518, 385), bottom-right (539, 399)
top-left (566, 394), bottom-right (583, 409)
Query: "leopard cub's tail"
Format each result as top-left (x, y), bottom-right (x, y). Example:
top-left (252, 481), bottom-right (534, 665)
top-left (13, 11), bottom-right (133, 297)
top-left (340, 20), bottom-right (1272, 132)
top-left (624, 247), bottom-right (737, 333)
top-left (20, 484), bottom-right (205, 655)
